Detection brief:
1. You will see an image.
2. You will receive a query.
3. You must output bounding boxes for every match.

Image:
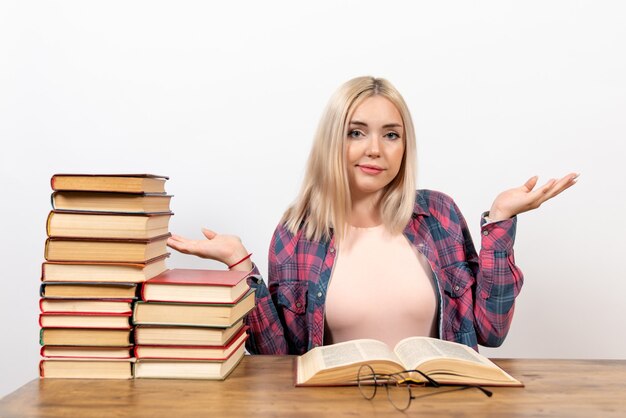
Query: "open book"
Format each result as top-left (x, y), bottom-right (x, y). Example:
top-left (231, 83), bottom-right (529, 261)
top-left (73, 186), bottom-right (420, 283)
top-left (296, 337), bottom-right (523, 387)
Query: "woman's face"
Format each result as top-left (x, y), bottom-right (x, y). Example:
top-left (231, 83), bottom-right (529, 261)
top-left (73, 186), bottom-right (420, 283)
top-left (345, 95), bottom-right (405, 202)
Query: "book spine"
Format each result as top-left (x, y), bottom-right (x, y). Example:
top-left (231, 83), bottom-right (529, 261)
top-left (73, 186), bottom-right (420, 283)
top-left (50, 192), bottom-right (56, 210)
top-left (140, 284), bottom-right (146, 301)
top-left (132, 303), bottom-right (141, 327)
top-left (43, 239), bottom-right (50, 261)
top-left (39, 328), bottom-right (44, 346)
top-left (46, 211), bottom-right (54, 237)
top-left (41, 311), bottom-right (133, 317)
top-left (39, 359), bottom-right (45, 378)
top-left (39, 298), bottom-right (44, 313)
top-left (50, 176), bottom-right (56, 191)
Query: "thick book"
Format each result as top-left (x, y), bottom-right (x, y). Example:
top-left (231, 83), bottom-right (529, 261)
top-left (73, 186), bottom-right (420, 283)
top-left (40, 298), bottom-right (133, 314)
top-left (51, 191), bottom-right (172, 213)
top-left (39, 358), bottom-right (133, 379)
top-left (295, 337), bottom-right (523, 387)
top-left (40, 328), bottom-right (132, 346)
top-left (141, 268), bottom-right (250, 304)
top-left (133, 345), bottom-right (245, 380)
top-left (40, 282), bottom-right (138, 299)
top-left (42, 256), bottom-right (168, 283)
top-left (133, 289), bottom-right (255, 328)
top-left (51, 173), bottom-right (168, 194)
top-left (41, 345), bottom-right (132, 359)
top-left (39, 313), bottom-right (132, 329)
top-left (134, 320), bottom-right (245, 346)
top-left (44, 234), bottom-right (170, 263)
top-left (134, 327), bottom-right (248, 360)
top-left (46, 211), bottom-right (172, 239)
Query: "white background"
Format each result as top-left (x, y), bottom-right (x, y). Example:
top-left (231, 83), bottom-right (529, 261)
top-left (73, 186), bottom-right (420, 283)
top-left (1, 1), bottom-right (625, 398)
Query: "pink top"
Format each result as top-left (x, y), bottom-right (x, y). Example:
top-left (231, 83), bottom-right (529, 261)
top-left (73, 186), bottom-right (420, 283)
top-left (324, 224), bottom-right (438, 348)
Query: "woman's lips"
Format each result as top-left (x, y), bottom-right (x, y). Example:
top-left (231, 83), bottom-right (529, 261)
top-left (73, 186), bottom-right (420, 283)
top-left (357, 164), bottom-right (384, 175)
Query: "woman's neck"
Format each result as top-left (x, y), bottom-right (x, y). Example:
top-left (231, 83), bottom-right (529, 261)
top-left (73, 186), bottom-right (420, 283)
top-left (348, 192), bottom-right (382, 227)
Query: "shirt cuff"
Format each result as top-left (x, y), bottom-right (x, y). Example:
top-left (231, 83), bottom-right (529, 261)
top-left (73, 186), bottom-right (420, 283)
top-left (480, 211), bottom-right (517, 251)
top-left (246, 263), bottom-right (264, 286)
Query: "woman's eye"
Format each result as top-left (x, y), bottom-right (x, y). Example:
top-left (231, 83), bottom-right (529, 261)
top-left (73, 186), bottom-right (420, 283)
top-left (385, 132), bottom-right (400, 140)
top-left (348, 130), bottom-right (363, 138)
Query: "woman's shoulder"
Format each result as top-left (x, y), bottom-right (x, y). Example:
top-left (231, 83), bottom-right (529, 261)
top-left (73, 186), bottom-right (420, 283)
top-left (414, 189), bottom-right (467, 239)
top-left (269, 222), bottom-right (323, 264)
top-left (414, 189), bottom-right (458, 213)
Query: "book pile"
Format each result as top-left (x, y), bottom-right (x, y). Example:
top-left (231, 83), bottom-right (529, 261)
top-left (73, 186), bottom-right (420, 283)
top-left (133, 268), bottom-right (254, 380)
top-left (39, 174), bottom-right (172, 379)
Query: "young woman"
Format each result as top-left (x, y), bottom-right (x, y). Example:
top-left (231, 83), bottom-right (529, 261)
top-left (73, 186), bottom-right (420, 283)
top-left (167, 76), bottom-right (578, 354)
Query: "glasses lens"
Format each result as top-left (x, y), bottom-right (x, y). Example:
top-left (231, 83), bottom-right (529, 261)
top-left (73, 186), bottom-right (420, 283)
top-left (386, 377), bottom-right (412, 411)
top-left (357, 364), bottom-right (377, 400)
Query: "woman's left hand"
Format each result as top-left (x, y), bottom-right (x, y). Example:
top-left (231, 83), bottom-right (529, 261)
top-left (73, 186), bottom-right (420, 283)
top-left (488, 173), bottom-right (579, 221)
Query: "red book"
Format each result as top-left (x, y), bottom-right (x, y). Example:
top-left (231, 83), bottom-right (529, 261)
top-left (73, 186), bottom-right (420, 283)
top-left (39, 312), bottom-right (132, 329)
top-left (40, 345), bottom-right (132, 359)
top-left (39, 298), bottom-right (133, 314)
top-left (134, 326), bottom-right (249, 360)
top-left (141, 268), bottom-right (250, 304)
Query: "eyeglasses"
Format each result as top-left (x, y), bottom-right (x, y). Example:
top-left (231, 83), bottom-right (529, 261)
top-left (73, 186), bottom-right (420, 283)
top-left (357, 364), bottom-right (493, 411)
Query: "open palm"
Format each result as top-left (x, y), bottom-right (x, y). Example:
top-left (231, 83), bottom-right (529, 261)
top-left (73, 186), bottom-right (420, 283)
top-left (489, 173), bottom-right (579, 221)
top-left (167, 228), bottom-right (248, 267)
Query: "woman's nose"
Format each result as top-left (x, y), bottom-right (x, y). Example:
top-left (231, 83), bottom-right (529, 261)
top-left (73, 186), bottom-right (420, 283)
top-left (366, 136), bottom-right (381, 158)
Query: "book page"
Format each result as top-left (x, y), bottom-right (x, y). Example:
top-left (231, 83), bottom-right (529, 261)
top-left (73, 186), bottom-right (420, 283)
top-left (394, 337), bottom-right (492, 369)
top-left (318, 339), bottom-right (399, 369)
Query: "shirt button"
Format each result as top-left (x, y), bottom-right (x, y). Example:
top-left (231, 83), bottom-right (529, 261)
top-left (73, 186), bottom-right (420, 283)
top-left (329, 247), bottom-right (335, 254)
top-left (317, 292), bottom-right (323, 298)
top-left (483, 230), bottom-right (489, 236)
top-left (296, 302), bottom-right (302, 309)
top-left (454, 285), bottom-right (460, 292)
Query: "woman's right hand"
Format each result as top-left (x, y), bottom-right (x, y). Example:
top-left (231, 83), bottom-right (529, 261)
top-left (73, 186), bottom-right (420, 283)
top-left (166, 228), bottom-right (252, 271)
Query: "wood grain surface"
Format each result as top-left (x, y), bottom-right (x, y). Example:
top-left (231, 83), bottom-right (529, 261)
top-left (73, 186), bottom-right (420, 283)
top-left (1, 356), bottom-right (625, 417)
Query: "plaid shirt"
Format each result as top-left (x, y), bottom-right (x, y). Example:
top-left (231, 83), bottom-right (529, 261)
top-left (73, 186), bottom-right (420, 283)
top-left (245, 189), bottom-right (524, 354)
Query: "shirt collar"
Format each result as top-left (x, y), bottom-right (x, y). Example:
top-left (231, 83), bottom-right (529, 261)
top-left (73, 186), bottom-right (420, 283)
top-left (413, 191), bottom-right (430, 217)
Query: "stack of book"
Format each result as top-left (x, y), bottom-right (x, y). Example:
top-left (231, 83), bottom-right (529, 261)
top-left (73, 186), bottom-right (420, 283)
top-left (39, 174), bottom-right (172, 379)
top-left (133, 268), bottom-right (254, 380)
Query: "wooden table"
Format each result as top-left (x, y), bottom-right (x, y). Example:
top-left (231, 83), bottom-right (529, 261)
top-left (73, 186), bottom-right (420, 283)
top-left (1, 356), bottom-right (625, 417)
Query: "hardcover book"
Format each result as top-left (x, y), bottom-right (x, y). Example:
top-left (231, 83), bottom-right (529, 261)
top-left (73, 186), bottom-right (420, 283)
top-left (134, 320), bottom-right (245, 346)
top-left (134, 327), bottom-right (248, 360)
top-left (42, 256), bottom-right (168, 283)
top-left (51, 191), bottom-right (172, 213)
top-left (142, 268), bottom-right (250, 304)
top-left (41, 345), bottom-right (132, 359)
top-left (40, 282), bottom-right (138, 299)
top-left (134, 345), bottom-right (245, 380)
top-left (40, 328), bottom-right (133, 346)
top-left (47, 211), bottom-right (172, 239)
top-left (39, 298), bottom-right (133, 314)
top-left (39, 312), bottom-right (132, 329)
top-left (133, 289), bottom-right (255, 328)
top-left (44, 235), bottom-right (170, 263)
top-left (40, 358), bottom-right (134, 379)
top-left (51, 174), bottom-right (168, 193)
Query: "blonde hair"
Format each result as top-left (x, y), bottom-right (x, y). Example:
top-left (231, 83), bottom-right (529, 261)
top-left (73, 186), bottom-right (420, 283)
top-left (282, 76), bottom-right (417, 243)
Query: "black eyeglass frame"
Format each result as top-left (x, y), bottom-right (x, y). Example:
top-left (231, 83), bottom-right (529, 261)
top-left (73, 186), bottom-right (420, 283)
top-left (357, 364), bottom-right (493, 411)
